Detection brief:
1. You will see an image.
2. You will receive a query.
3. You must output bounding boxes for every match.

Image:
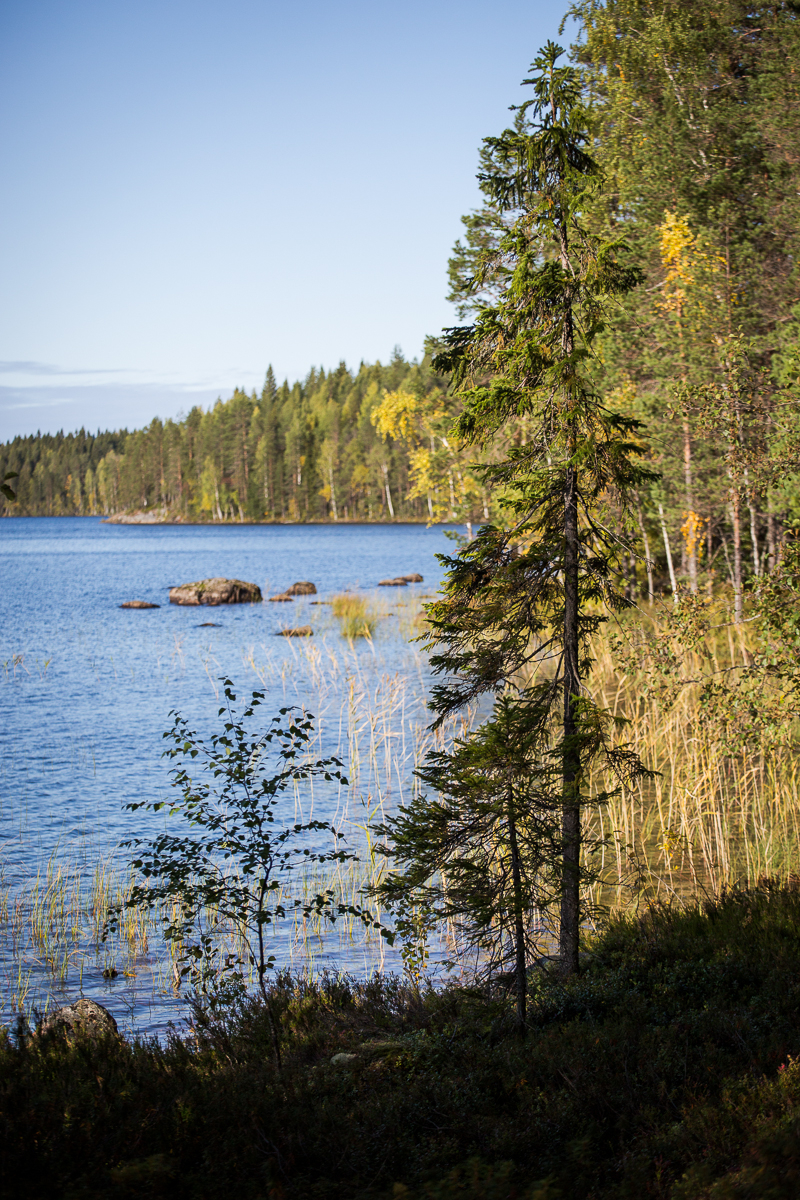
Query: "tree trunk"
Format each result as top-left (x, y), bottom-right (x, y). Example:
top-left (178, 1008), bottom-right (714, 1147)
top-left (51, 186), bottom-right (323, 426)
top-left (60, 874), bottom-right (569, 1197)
top-left (636, 493), bottom-right (654, 597)
top-left (560, 463), bottom-right (581, 976)
top-left (731, 488), bottom-right (743, 623)
top-left (381, 462), bottom-right (395, 519)
top-left (767, 508), bottom-right (777, 573)
top-left (658, 504), bottom-right (678, 603)
top-left (749, 500), bottom-right (760, 577)
top-left (507, 787), bottom-right (527, 1037)
top-left (329, 463), bottom-right (339, 521)
top-left (682, 416), bottom-right (697, 592)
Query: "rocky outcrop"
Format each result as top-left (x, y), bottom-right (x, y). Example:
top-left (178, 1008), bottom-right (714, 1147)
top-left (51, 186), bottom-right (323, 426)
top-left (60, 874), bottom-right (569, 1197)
top-left (278, 626), bottom-right (313, 637)
top-left (378, 574), bottom-right (424, 586)
top-left (119, 600), bottom-right (160, 609)
top-left (285, 581), bottom-right (317, 595)
top-left (169, 578), bottom-right (262, 606)
top-left (38, 998), bottom-right (119, 1041)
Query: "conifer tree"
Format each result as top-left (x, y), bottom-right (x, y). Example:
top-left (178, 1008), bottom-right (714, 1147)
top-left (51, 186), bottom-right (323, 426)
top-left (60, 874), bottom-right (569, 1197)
top-left (415, 43), bottom-right (655, 975)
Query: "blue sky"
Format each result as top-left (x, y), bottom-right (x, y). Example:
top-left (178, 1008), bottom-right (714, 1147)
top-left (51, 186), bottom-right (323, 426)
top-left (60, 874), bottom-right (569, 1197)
top-left (0, 0), bottom-right (576, 440)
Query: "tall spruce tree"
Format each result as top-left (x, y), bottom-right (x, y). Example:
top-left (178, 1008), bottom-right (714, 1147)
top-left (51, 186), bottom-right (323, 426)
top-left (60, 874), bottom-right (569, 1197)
top-left (417, 43), bottom-right (655, 975)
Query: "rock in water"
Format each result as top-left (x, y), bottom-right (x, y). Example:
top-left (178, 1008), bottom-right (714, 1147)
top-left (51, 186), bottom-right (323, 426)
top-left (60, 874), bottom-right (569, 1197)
top-left (378, 574), bottom-right (423, 586)
top-left (278, 626), bottom-right (313, 637)
top-left (268, 594), bottom-right (293, 602)
top-left (169, 578), bottom-right (262, 606)
top-left (39, 998), bottom-right (119, 1041)
top-left (120, 600), bottom-right (160, 609)
top-left (285, 581), bottom-right (317, 595)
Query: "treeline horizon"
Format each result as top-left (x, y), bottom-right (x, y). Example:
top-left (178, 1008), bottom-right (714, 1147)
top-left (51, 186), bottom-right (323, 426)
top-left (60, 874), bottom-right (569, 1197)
top-left (0, 349), bottom-right (471, 526)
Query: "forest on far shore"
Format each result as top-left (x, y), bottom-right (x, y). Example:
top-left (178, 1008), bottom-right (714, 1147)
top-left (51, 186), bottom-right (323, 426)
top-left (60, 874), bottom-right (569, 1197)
top-left (0, 350), bottom-right (468, 528)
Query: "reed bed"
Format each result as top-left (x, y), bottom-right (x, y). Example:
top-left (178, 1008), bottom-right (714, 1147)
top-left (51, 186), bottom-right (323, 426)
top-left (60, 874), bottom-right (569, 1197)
top-left (330, 593), bottom-right (377, 640)
top-left (581, 603), bottom-right (800, 916)
top-left (7, 591), bottom-right (796, 1032)
top-left (0, 611), bottom-right (462, 1030)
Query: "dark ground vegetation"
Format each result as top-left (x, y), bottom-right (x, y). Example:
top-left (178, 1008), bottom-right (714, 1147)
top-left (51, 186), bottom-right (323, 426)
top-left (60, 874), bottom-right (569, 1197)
top-left (5, 883), bottom-right (800, 1199)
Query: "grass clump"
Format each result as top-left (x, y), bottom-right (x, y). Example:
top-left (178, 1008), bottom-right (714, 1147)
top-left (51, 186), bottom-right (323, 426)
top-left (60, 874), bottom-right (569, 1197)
top-left (5, 882), bottom-right (800, 1198)
top-left (331, 593), bottom-right (376, 639)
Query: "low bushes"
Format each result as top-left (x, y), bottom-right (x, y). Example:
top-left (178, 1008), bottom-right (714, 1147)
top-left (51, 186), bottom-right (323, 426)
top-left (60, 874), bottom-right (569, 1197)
top-left (4, 883), bottom-right (800, 1199)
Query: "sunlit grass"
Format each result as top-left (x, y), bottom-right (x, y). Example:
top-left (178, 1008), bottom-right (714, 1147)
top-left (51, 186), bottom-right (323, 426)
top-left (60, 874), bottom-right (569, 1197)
top-left (330, 593), bottom-right (376, 640)
top-left (580, 602), bottom-right (800, 919)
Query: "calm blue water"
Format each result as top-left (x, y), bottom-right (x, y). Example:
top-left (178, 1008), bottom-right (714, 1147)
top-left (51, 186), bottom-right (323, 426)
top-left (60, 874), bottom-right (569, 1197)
top-left (0, 518), bottom-right (458, 1033)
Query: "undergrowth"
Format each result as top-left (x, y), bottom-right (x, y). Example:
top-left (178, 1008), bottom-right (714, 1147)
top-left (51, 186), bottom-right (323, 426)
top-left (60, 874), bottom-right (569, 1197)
top-left (4, 882), bottom-right (800, 1199)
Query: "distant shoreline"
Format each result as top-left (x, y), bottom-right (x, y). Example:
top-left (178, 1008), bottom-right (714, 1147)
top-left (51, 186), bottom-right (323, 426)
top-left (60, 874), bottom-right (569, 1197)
top-left (0, 512), bottom-right (454, 527)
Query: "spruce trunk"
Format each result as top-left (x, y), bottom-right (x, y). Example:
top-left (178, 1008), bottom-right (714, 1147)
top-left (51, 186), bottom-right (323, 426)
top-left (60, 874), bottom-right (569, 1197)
top-left (560, 463), bottom-right (581, 975)
top-left (507, 787), bottom-right (527, 1036)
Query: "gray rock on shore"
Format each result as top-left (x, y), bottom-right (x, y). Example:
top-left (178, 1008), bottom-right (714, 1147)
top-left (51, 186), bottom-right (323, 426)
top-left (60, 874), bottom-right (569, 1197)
top-left (38, 998), bottom-right (119, 1041)
top-left (169, 578), bottom-right (262, 606)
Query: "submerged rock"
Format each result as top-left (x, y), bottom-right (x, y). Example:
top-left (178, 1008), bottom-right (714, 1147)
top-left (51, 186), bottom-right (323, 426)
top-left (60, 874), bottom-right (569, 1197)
top-left (378, 574), bottom-right (423, 586)
top-left (268, 593), bottom-right (293, 602)
top-left (285, 581), bottom-right (317, 595)
top-left (278, 626), bottom-right (313, 637)
top-left (38, 998), bottom-right (119, 1041)
top-left (119, 600), bottom-right (160, 609)
top-left (169, 578), bottom-right (262, 606)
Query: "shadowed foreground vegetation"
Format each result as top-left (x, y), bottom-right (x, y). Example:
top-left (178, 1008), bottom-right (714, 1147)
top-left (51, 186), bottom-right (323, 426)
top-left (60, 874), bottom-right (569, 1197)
top-left (5, 883), bottom-right (800, 1199)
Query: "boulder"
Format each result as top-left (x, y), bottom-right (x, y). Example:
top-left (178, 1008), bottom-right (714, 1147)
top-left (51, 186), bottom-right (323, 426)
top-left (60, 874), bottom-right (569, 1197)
top-left (378, 574), bottom-right (423, 586)
top-left (119, 600), bottom-right (160, 609)
top-left (268, 593), bottom-right (293, 602)
top-left (331, 1052), bottom-right (360, 1066)
top-left (169, 578), bottom-right (262, 606)
top-left (278, 626), bottom-right (313, 637)
top-left (38, 998), bottom-right (119, 1041)
top-left (285, 581), bottom-right (317, 596)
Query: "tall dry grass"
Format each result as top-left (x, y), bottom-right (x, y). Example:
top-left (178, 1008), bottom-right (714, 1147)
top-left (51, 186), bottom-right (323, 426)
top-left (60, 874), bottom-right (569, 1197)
top-left (330, 593), bottom-right (377, 640)
top-left (581, 600), bottom-right (800, 917)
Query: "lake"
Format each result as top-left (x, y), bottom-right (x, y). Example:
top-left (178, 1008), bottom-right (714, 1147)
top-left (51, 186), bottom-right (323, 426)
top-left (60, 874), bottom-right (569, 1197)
top-left (0, 518), bottom-right (461, 1035)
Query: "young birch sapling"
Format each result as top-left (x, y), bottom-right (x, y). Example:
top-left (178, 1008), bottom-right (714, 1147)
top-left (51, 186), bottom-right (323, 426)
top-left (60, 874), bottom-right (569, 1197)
top-left (107, 680), bottom-right (389, 1065)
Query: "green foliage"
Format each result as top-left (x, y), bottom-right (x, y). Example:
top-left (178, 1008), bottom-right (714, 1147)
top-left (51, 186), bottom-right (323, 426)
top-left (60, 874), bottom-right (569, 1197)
top-left (107, 681), bottom-right (389, 1021)
top-left (378, 694), bottom-right (567, 1031)
top-left (0, 471), bottom-right (17, 503)
top-left (419, 43), bottom-right (656, 976)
